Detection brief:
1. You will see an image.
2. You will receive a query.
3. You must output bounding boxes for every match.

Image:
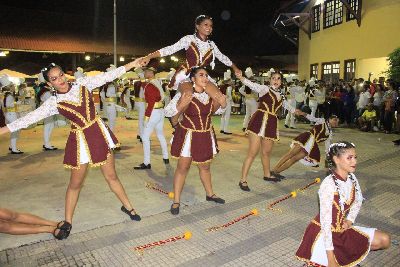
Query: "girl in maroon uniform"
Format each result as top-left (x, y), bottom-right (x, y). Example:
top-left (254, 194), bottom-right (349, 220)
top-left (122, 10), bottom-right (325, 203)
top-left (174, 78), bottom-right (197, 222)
top-left (296, 141), bottom-right (390, 267)
top-left (0, 58), bottom-right (145, 239)
top-left (164, 67), bottom-right (227, 215)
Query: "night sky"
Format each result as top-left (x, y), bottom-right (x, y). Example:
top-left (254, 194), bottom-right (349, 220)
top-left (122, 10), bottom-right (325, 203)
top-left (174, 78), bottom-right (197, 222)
top-left (0, 0), bottom-right (299, 56)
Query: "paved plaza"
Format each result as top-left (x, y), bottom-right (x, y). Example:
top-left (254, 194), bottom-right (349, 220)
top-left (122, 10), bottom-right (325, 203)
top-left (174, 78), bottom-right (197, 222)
top-left (0, 115), bottom-right (399, 266)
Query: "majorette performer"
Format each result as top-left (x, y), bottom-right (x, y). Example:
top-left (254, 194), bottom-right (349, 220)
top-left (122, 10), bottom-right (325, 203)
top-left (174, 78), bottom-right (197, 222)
top-left (272, 112), bottom-right (339, 179)
top-left (134, 59), bottom-right (169, 170)
top-left (0, 58), bottom-right (146, 240)
top-left (239, 67), bottom-right (259, 132)
top-left (235, 69), bottom-right (298, 191)
top-left (219, 70), bottom-right (234, 135)
top-left (296, 141), bottom-right (391, 267)
top-left (165, 67), bottom-right (227, 215)
top-left (142, 14), bottom-right (240, 97)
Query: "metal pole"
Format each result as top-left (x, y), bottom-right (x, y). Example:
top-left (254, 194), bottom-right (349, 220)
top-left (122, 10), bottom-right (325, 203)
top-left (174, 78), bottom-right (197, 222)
top-left (113, 0), bottom-right (117, 67)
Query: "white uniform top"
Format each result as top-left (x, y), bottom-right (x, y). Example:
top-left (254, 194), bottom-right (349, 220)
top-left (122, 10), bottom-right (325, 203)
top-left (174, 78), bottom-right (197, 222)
top-left (40, 91), bottom-right (52, 103)
top-left (6, 67), bottom-right (126, 133)
top-left (158, 35), bottom-right (233, 68)
top-left (242, 78), bottom-right (296, 113)
top-left (318, 173), bottom-right (363, 250)
top-left (106, 84), bottom-right (117, 98)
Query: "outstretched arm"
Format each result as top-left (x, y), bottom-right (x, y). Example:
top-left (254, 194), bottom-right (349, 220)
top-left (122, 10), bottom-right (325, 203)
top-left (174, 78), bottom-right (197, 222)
top-left (76, 58), bottom-right (145, 91)
top-left (1, 97), bottom-right (59, 135)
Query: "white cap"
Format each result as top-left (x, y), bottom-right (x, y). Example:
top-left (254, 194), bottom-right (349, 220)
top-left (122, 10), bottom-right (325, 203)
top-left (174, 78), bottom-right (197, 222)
top-left (223, 69), bottom-right (231, 80)
top-left (167, 68), bottom-right (176, 81)
top-left (245, 67), bottom-right (253, 78)
top-left (74, 67), bottom-right (86, 79)
top-left (0, 74), bottom-right (11, 87)
top-left (38, 73), bottom-right (46, 83)
top-left (106, 64), bottom-right (116, 72)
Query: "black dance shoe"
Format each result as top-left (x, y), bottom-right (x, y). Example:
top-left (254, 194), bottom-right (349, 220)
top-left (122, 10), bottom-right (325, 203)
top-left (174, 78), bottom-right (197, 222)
top-left (121, 206), bottom-right (141, 221)
top-left (263, 176), bottom-right (281, 182)
top-left (242, 128), bottom-right (246, 132)
top-left (170, 203), bottom-right (180, 215)
top-left (223, 132), bottom-right (232, 135)
top-left (43, 145), bottom-right (58, 151)
top-left (239, 181), bottom-right (250, 191)
top-left (10, 149), bottom-right (24, 154)
top-left (206, 194), bottom-right (225, 204)
top-left (53, 221), bottom-right (72, 240)
top-left (284, 124), bottom-right (289, 128)
top-left (134, 163), bottom-right (151, 170)
top-left (163, 158), bottom-right (170, 164)
top-left (220, 130), bottom-right (224, 134)
top-left (270, 171), bottom-right (285, 179)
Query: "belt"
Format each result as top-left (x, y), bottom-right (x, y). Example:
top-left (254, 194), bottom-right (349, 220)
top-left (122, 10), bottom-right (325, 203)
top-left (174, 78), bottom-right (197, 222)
top-left (153, 101), bottom-right (164, 109)
top-left (4, 106), bottom-right (18, 112)
top-left (133, 97), bottom-right (145, 102)
top-left (105, 97), bottom-right (117, 103)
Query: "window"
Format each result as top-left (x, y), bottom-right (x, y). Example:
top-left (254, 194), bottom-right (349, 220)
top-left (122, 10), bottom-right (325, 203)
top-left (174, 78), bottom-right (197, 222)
top-left (310, 64), bottom-right (319, 79)
top-left (324, 0), bottom-right (343, 29)
top-left (312, 4), bottom-right (321, 32)
top-left (344, 59), bottom-right (356, 81)
top-left (322, 61), bottom-right (340, 83)
top-left (346, 0), bottom-right (362, 21)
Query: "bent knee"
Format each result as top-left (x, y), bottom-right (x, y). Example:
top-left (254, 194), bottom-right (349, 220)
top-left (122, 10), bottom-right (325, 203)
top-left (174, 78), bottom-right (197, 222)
top-left (381, 232), bottom-right (391, 249)
top-left (198, 164), bottom-right (210, 171)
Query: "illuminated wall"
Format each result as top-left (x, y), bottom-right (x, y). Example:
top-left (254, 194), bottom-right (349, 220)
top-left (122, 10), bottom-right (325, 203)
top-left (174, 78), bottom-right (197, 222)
top-left (298, 0), bottom-right (400, 81)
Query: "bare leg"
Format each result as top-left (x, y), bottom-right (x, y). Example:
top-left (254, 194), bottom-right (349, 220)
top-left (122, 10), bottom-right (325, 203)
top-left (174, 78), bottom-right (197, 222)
top-left (172, 157), bottom-right (192, 207)
top-left (273, 144), bottom-right (304, 172)
top-left (370, 230), bottom-right (391, 250)
top-left (0, 220), bottom-right (55, 235)
top-left (0, 208), bottom-right (57, 227)
top-left (65, 164), bottom-right (89, 224)
top-left (241, 133), bottom-right (262, 183)
top-left (274, 149), bottom-right (307, 174)
top-left (197, 163), bottom-right (213, 197)
top-left (260, 139), bottom-right (274, 177)
top-left (100, 153), bottom-right (137, 215)
top-left (273, 145), bottom-right (299, 171)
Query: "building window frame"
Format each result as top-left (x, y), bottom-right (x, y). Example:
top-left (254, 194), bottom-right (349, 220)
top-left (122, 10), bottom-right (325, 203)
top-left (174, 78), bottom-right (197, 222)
top-left (323, 0), bottom-right (343, 29)
top-left (346, 0), bottom-right (362, 21)
top-left (310, 63), bottom-right (319, 79)
top-left (321, 61), bottom-right (340, 83)
top-left (344, 59), bottom-right (356, 81)
top-left (311, 4), bottom-right (321, 32)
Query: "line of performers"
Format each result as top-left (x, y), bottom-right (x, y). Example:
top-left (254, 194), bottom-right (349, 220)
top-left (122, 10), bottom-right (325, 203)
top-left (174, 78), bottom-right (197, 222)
top-left (0, 14), bottom-right (391, 267)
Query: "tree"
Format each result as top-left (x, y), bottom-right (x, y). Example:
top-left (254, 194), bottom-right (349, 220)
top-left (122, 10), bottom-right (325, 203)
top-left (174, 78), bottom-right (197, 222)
top-left (386, 47), bottom-right (400, 83)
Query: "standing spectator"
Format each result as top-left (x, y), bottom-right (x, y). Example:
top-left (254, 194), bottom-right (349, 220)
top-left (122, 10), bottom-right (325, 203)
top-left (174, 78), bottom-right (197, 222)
top-left (343, 83), bottom-right (356, 126)
top-left (356, 84), bottom-right (371, 118)
top-left (373, 84), bottom-right (384, 128)
top-left (382, 80), bottom-right (398, 133)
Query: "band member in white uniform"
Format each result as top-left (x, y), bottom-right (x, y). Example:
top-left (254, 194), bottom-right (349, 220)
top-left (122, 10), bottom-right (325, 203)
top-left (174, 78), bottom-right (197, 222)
top-left (134, 60), bottom-right (169, 170)
top-left (240, 67), bottom-right (258, 132)
top-left (2, 80), bottom-right (24, 154)
top-left (38, 84), bottom-right (58, 151)
top-left (133, 72), bottom-right (145, 142)
top-left (284, 80), bottom-right (298, 129)
top-left (104, 81), bottom-right (118, 131)
top-left (220, 70), bottom-right (233, 135)
top-left (121, 79), bottom-right (133, 120)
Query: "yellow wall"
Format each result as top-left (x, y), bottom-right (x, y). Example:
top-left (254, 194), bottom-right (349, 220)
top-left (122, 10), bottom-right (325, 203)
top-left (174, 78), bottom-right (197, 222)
top-left (298, 0), bottom-right (400, 81)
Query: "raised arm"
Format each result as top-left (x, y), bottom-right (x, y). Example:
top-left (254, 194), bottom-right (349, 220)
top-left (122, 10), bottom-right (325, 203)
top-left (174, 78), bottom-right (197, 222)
top-left (76, 58), bottom-right (144, 91)
top-left (2, 97), bottom-right (59, 134)
top-left (144, 36), bottom-right (191, 64)
top-left (236, 70), bottom-right (269, 96)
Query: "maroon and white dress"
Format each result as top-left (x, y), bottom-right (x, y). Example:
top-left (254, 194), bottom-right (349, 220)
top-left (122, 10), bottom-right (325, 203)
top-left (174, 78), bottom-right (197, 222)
top-left (165, 91), bottom-right (223, 164)
top-left (242, 78), bottom-right (295, 141)
top-left (291, 114), bottom-right (332, 167)
top-left (6, 67), bottom-right (126, 169)
top-left (158, 34), bottom-right (233, 90)
top-left (296, 173), bottom-right (375, 267)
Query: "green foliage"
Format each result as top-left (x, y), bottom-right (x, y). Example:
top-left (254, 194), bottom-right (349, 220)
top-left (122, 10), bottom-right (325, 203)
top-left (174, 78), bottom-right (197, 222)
top-left (386, 47), bottom-right (400, 83)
